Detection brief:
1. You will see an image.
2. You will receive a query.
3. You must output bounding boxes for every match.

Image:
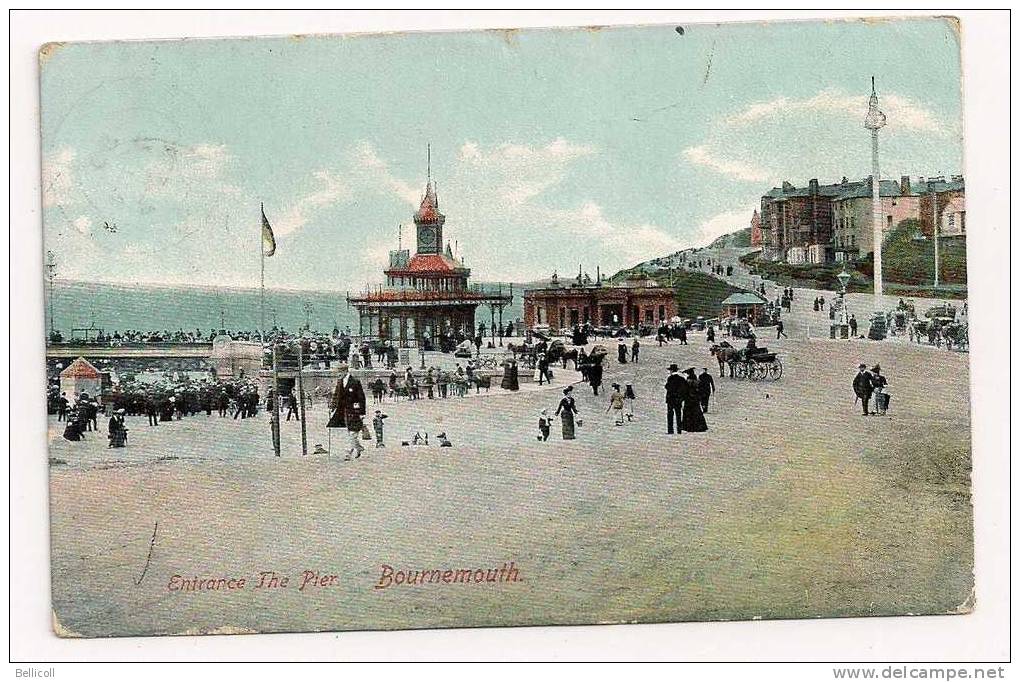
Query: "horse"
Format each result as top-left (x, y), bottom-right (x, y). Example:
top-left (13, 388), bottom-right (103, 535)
top-left (710, 342), bottom-right (741, 378)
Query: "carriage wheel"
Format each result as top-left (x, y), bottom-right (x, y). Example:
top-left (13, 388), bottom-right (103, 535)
top-left (751, 363), bottom-right (768, 381)
top-left (734, 362), bottom-right (748, 379)
top-left (769, 358), bottom-right (783, 380)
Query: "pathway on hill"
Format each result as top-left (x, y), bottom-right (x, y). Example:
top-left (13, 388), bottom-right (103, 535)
top-left (677, 245), bottom-right (965, 339)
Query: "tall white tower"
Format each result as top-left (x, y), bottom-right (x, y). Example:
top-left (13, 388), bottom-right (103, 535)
top-left (863, 77), bottom-right (887, 299)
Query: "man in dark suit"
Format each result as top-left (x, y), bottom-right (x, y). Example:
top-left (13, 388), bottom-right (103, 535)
top-left (664, 363), bottom-right (686, 435)
top-left (328, 364), bottom-right (367, 460)
top-left (587, 357), bottom-right (603, 396)
top-left (697, 368), bottom-right (715, 414)
top-left (852, 363), bottom-right (874, 416)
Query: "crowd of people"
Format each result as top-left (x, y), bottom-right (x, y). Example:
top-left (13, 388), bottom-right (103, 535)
top-left (364, 362), bottom-right (499, 403)
top-left (52, 372), bottom-right (273, 445)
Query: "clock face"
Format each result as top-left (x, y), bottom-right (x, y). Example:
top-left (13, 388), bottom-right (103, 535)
top-left (419, 226), bottom-right (437, 250)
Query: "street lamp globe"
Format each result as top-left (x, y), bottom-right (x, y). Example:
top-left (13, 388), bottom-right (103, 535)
top-left (836, 267), bottom-right (851, 293)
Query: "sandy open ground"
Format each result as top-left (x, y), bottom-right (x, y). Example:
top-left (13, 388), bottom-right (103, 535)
top-left (48, 320), bottom-right (973, 636)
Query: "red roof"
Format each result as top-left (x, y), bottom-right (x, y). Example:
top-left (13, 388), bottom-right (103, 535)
top-left (61, 356), bottom-right (101, 379)
top-left (415, 182), bottom-right (441, 222)
top-left (350, 290), bottom-right (503, 303)
top-left (387, 253), bottom-right (464, 274)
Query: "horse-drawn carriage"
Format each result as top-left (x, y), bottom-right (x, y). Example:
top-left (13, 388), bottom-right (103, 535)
top-left (913, 312), bottom-right (969, 351)
top-left (711, 342), bottom-right (783, 381)
top-left (941, 321), bottom-right (969, 351)
top-left (735, 347), bottom-right (784, 380)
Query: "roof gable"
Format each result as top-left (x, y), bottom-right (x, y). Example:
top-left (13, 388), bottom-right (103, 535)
top-left (61, 356), bottom-right (101, 379)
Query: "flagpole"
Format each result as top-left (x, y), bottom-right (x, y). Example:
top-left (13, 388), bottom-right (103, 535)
top-left (260, 202), bottom-right (266, 344)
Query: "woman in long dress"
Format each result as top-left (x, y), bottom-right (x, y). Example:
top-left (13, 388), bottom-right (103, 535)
top-left (555, 386), bottom-right (579, 440)
top-left (681, 369), bottom-right (708, 432)
top-left (501, 358), bottom-right (520, 391)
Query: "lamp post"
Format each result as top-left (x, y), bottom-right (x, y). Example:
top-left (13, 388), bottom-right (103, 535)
top-left (836, 265), bottom-right (852, 331)
top-left (45, 250), bottom-right (57, 338)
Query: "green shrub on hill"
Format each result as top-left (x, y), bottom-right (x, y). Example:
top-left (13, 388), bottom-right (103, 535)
top-left (880, 219), bottom-right (967, 285)
top-left (609, 268), bottom-right (743, 319)
top-left (740, 218), bottom-right (967, 295)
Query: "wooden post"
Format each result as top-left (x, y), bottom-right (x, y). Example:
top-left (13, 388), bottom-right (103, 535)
top-left (297, 342), bottom-right (308, 457)
top-left (271, 345), bottom-right (281, 457)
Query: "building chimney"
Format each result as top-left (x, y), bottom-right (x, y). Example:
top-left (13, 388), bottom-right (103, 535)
top-left (782, 181), bottom-right (794, 193)
top-left (900, 175), bottom-right (911, 195)
top-left (808, 178), bottom-right (819, 194)
top-left (841, 176), bottom-right (848, 185)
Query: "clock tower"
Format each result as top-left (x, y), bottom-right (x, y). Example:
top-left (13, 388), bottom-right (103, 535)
top-left (413, 146), bottom-right (445, 254)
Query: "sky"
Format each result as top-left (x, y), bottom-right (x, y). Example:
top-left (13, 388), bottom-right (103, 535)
top-left (41, 17), bottom-right (963, 291)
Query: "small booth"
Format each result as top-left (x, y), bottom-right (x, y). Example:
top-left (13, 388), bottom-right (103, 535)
top-left (720, 293), bottom-right (768, 325)
top-left (59, 356), bottom-right (102, 398)
top-left (209, 335), bottom-right (264, 379)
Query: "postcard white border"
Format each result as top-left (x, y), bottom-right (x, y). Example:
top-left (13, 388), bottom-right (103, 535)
top-left (8, 8), bottom-right (1011, 664)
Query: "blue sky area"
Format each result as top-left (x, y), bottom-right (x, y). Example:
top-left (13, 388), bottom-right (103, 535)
top-left (41, 17), bottom-right (963, 291)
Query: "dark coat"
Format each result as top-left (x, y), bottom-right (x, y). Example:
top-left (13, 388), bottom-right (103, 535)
top-left (327, 376), bottom-right (367, 431)
top-left (501, 361), bottom-right (520, 391)
top-left (664, 373), bottom-right (686, 403)
top-left (587, 362), bottom-right (604, 388)
top-left (852, 371), bottom-right (874, 399)
top-left (698, 372), bottom-right (715, 397)
top-left (681, 378), bottom-right (708, 432)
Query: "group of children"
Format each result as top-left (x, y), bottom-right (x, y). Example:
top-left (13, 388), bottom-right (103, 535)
top-left (360, 410), bottom-right (453, 450)
top-left (536, 380), bottom-right (637, 441)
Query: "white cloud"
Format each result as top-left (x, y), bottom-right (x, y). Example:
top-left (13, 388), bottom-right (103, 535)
top-left (549, 203), bottom-right (680, 267)
top-left (142, 141), bottom-right (235, 197)
top-left (694, 207), bottom-right (756, 245)
top-left (340, 140), bottom-right (674, 280)
top-left (725, 88), bottom-right (942, 133)
top-left (458, 137), bottom-right (594, 205)
top-left (44, 136), bottom-right (681, 287)
top-left (274, 170), bottom-right (352, 237)
top-left (350, 141), bottom-right (421, 206)
top-left (683, 145), bottom-right (769, 183)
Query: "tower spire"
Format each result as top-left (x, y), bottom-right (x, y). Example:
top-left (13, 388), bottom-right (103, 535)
top-left (427, 143), bottom-right (431, 184)
top-left (864, 76), bottom-right (887, 300)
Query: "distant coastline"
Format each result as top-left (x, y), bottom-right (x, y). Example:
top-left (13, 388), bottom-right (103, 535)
top-left (46, 279), bottom-right (525, 335)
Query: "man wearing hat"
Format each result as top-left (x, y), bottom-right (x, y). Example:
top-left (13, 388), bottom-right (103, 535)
top-left (697, 368), bottom-right (715, 414)
top-left (852, 363), bottom-right (874, 416)
top-left (664, 363), bottom-right (686, 435)
top-left (327, 362), bottom-right (367, 460)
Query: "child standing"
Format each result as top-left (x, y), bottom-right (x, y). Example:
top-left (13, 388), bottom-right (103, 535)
top-left (537, 408), bottom-right (552, 441)
top-left (623, 382), bottom-right (636, 422)
top-left (372, 410), bottom-right (388, 447)
top-left (606, 383), bottom-right (625, 426)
